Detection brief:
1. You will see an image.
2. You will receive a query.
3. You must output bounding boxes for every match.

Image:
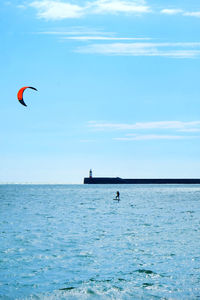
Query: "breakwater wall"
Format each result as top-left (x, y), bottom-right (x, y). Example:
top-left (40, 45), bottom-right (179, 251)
top-left (84, 177), bottom-right (200, 184)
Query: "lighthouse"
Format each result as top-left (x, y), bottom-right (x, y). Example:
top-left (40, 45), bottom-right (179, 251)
top-left (89, 169), bottom-right (93, 178)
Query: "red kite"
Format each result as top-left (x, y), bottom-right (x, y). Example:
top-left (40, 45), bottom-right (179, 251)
top-left (17, 86), bottom-right (37, 107)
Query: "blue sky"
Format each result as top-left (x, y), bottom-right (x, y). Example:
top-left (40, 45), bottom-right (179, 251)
top-left (1, 0), bottom-right (200, 183)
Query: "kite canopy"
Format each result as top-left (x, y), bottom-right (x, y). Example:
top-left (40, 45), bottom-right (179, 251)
top-left (17, 86), bottom-right (37, 107)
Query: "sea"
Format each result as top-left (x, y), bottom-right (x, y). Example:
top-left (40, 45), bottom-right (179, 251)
top-left (0, 184), bottom-right (200, 299)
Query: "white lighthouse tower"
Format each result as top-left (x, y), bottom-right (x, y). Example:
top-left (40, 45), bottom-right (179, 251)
top-left (89, 169), bottom-right (93, 178)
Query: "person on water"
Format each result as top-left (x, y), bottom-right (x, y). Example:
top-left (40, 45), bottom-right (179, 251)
top-left (116, 191), bottom-right (120, 200)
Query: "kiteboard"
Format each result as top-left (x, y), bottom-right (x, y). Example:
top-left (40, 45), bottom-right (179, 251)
top-left (113, 198), bottom-right (120, 201)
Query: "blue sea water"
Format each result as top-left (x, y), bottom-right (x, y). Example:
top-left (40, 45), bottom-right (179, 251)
top-left (0, 184), bottom-right (200, 299)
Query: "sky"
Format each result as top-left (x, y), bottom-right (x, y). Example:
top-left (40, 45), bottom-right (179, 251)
top-left (1, 0), bottom-right (200, 183)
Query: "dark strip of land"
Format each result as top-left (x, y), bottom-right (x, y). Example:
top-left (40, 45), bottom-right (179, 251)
top-left (84, 177), bottom-right (200, 184)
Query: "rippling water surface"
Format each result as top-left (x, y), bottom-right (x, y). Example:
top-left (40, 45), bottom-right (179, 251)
top-left (0, 184), bottom-right (200, 299)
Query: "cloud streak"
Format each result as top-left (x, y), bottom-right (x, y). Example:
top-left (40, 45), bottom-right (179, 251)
top-left (161, 9), bottom-right (183, 15)
top-left (88, 121), bottom-right (200, 141)
top-left (63, 36), bottom-right (151, 41)
top-left (88, 121), bottom-right (200, 130)
top-left (77, 42), bottom-right (200, 58)
top-left (183, 11), bottom-right (200, 18)
top-left (38, 27), bottom-right (151, 42)
top-left (161, 8), bottom-right (200, 18)
top-left (114, 134), bottom-right (192, 141)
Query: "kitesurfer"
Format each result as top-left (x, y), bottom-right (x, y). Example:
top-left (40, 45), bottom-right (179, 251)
top-left (116, 191), bottom-right (120, 200)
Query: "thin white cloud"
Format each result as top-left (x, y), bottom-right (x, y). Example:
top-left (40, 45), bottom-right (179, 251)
top-left (37, 28), bottom-right (151, 41)
top-left (183, 11), bottom-right (200, 18)
top-left (114, 134), bottom-right (191, 141)
top-left (29, 0), bottom-right (151, 20)
top-left (161, 9), bottom-right (183, 15)
top-left (88, 121), bottom-right (200, 141)
top-left (30, 1), bottom-right (85, 19)
top-left (161, 8), bottom-right (200, 18)
top-left (88, 121), bottom-right (200, 130)
top-left (177, 128), bottom-right (200, 133)
top-left (63, 36), bottom-right (151, 41)
top-left (91, 0), bottom-right (151, 14)
top-left (77, 42), bottom-right (200, 58)
top-left (38, 29), bottom-right (112, 35)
